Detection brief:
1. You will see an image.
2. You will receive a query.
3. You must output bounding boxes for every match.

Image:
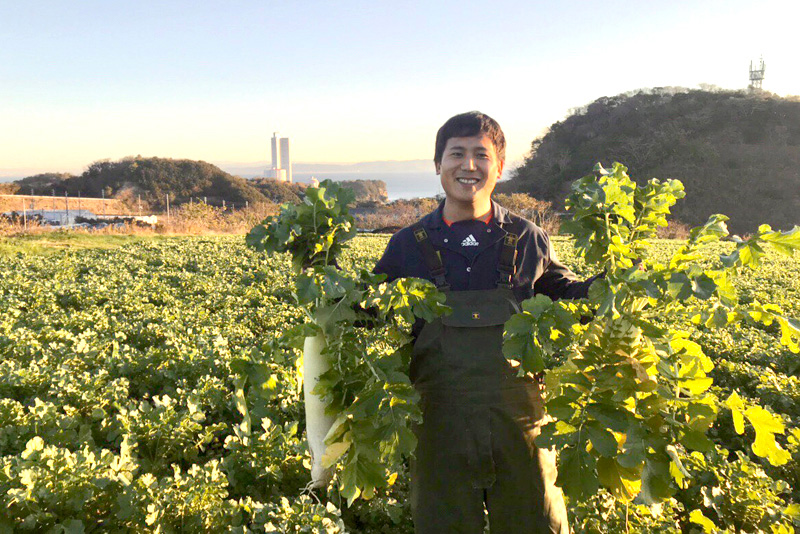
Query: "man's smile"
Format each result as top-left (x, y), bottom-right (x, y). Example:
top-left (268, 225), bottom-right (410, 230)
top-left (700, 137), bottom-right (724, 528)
top-left (456, 177), bottom-right (480, 185)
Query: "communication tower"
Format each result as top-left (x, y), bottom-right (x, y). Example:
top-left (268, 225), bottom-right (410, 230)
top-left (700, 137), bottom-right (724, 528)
top-left (749, 57), bottom-right (766, 91)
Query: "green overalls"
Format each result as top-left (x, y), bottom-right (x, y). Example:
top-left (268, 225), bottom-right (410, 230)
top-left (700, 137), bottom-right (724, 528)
top-left (409, 225), bottom-right (569, 534)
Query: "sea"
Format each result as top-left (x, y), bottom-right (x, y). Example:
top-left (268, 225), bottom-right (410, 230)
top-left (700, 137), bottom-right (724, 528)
top-left (292, 172), bottom-right (443, 201)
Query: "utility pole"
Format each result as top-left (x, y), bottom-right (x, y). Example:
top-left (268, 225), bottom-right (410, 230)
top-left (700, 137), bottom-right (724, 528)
top-left (65, 192), bottom-right (69, 226)
top-left (138, 195), bottom-right (142, 216)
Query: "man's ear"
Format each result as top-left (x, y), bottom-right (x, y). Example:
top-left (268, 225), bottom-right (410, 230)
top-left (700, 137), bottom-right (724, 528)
top-left (435, 162), bottom-right (441, 175)
top-left (497, 160), bottom-right (505, 179)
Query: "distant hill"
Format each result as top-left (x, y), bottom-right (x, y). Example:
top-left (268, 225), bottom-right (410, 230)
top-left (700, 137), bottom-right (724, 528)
top-left (12, 157), bottom-right (392, 210)
top-left (339, 179), bottom-right (388, 203)
top-left (14, 157), bottom-right (268, 210)
top-left (498, 88), bottom-right (800, 234)
top-left (247, 178), bottom-right (387, 204)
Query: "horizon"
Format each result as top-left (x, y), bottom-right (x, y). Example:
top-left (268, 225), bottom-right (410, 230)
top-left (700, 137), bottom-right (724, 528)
top-left (2, 1), bottom-right (799, 175)
top-left (0, 157), bottom-right (442, 181)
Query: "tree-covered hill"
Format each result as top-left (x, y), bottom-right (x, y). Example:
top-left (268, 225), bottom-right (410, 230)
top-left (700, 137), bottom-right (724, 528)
top-left (339, 179), bottom-right (388, 203)
top-left (12, 158), bottom-right (393, 211)
top-left (14, 157), bottom-right (269, 209)
top-left (499, 88), bottom-right (800, 234)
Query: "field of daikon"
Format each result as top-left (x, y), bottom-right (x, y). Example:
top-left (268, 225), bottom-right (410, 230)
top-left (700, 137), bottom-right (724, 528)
top-left (1, 230), bottom-right (798, 533)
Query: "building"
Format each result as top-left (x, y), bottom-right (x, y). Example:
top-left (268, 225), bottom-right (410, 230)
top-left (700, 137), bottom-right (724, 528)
top-left (1, 209), bottom-right (158, 227)
top-left (267, 132), bottom-right (292, 183)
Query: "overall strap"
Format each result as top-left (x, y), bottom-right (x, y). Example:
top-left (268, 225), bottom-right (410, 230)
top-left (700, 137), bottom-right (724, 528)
top-left (411, 223), bottom-right (450, 291)
top-left (497, 232), bottom-right (518, 288)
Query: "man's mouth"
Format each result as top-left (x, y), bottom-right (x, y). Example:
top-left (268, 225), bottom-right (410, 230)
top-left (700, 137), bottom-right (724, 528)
top-left (456, 178), bottom-right (480, 185)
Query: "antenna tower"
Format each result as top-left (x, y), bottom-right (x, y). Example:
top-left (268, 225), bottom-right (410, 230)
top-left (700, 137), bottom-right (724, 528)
top-left (749, 57), bottom-right (765, 91)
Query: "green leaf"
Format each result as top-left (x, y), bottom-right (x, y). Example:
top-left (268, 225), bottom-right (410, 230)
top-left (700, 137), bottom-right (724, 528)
top-left (521, 294), bottom-right (554, 316)
top-left (618, 422), bottom-right (648, 469)
top-left (639, 456), bottom-right (674, 504)
top-left (679, 429), bottom-right (712, 452)
top-left (321, 439), bottom-right (351, 468)
top-left (321, 267), bottom-right (355, 299)
top-left (691, 273), bottom-right (717, 300)
top-left (776, 315), bottom-right (800, 353)
top-left (720, 250), bottom-right (739, 269)
top-left (689, 509), bottom-right (717, 533)
top-left (504, 313), bottom-right (534, 335)
top-left (761, 225), bottom-right (800, 256)
top-left (688, 214), bottom-right (729, 245)
top-left (586, 403), bottom-right (629, 432)
top-left (557, 445), bottom-right (599, 499)
top-left (586, 421), bottom-right (618, 457)
top-left (339, 453), bottom-right (387, 506)
top-left (589, 278), bottom-right (616, 317)
top-left (60, 520), bottom-right (86, 534)
top-left (686, 401), bottom-right (717, 432)
top-left (295, 272), bottom-right (322, 304)
top-left (744, 405), bottom-right (792, 466)
top-left (666, 271), bottom-right (692, 301)
top-left (597, 457), bottom-right (641, 501)
top-left (725, 392), bottom-right (746, 435)
top-left (535, 421), bottom-right (577, 449)
top-left (245, 223), bottom-right (269, 251)
top-left (785, 503), bottom-right (800, 519)
top-left (546, 395), bottom-right (579, 421)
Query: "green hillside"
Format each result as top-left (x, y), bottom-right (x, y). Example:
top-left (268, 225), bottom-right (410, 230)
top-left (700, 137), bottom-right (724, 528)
top-left (12, 158), bottom-right (391, 211)
top-left (500, 88), bottom-right (800, 234)
top-left (15, 157), bottom-right (268, 209)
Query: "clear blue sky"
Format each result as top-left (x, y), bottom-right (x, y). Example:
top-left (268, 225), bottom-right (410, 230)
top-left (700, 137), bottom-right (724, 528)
top-left (1, 0), bottom-right (797, 176)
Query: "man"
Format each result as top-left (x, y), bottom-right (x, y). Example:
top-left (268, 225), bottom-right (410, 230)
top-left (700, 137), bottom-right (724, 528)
top-left (374, 111), bottom-right (597, 533)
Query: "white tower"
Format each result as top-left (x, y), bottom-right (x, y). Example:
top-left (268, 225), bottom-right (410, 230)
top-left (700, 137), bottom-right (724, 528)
top-left (268, 132), bottom-right (291, 182)
top-left (280, 137), bottom-right (292, 183)
top-left (271, 132), bottom-right (282, 172)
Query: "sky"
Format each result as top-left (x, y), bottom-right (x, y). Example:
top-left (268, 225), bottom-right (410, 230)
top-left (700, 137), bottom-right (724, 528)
top-left (1, 0), bottom-right (798, 177)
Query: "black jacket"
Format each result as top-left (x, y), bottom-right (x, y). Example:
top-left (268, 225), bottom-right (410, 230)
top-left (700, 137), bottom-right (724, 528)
top-left (374, 200), bottom-right (596, 303)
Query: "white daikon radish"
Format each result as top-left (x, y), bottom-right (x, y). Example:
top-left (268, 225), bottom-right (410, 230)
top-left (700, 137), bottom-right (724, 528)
top-left (303, 331), bottom-right (336, 488)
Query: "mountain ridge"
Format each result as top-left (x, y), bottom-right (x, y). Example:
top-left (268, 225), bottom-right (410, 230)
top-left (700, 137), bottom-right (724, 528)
top-left (498, 87), bottom-right (800, 234)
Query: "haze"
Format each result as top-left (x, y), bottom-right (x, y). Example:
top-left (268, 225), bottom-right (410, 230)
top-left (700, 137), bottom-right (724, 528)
top-left (1, 0), bottom-right (798, 178)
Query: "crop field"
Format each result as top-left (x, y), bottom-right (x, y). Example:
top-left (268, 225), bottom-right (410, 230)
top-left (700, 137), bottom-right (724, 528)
top-left (1, 234), bottom-right (798, 532)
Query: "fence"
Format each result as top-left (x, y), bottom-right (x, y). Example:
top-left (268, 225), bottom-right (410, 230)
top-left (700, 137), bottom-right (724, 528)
top-left (0, 194), bottom-right (131, 216)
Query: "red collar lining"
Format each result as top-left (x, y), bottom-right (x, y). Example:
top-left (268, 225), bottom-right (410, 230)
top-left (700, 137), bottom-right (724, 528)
top-left (442, 210), bottom-right (493, 227)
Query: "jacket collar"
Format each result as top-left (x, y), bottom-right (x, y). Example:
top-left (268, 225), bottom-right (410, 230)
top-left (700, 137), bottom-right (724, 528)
top-left (423, 199), bottom-right (513, 230)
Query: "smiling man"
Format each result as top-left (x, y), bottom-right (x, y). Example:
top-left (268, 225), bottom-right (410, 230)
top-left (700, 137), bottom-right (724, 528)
top-left (374, 111), bottom-right (598, 533)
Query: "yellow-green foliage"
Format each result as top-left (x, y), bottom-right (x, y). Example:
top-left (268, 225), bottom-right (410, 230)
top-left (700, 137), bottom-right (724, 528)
top-left (0, 230), bottom-right (798, 532)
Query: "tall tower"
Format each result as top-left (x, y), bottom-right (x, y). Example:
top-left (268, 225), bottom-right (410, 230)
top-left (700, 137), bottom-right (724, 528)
top-left (280, 137), bottom-right (292, 183)
top-left (268, 132), bottom-right (291, 182)
top-left (749, 57), bottom-right (766, 91)
top-left (271, 132), bottom-right (282, 173)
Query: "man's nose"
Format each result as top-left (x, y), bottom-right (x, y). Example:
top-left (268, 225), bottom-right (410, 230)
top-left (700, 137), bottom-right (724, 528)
top-left (461, 157), bottom-right (476, 171)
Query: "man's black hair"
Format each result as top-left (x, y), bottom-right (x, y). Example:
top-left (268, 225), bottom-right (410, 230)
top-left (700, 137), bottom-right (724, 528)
top-left (434, 111), bottom-right (506, 166)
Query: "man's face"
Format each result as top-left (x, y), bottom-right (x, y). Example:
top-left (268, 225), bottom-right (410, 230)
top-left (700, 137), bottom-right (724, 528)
top-left (436, 134), bottom-right (503, 208)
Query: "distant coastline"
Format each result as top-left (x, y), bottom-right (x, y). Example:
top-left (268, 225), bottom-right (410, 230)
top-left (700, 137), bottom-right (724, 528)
top-left (292, 172), bottom-right (442, 201)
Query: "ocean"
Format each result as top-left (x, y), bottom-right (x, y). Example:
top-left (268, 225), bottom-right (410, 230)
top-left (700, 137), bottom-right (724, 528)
top-left (292, 172), bottom-right (443, 201)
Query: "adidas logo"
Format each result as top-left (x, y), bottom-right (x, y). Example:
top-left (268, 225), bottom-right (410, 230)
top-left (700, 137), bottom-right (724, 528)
top-left (461, 234), bottom-right (479, 247)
